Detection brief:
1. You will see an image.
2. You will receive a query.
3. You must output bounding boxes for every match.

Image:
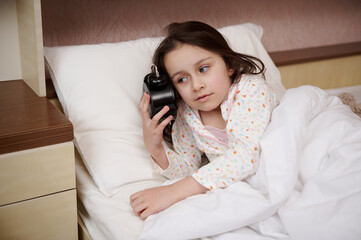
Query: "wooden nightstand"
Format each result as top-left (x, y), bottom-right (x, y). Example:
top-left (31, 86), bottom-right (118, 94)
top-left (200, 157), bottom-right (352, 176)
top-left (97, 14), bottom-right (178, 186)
top-left (0, 80), bottom-right (78, 239)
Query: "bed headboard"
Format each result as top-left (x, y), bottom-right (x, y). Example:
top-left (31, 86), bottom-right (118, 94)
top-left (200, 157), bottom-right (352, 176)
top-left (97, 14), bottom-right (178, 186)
top-left (42, 0), bottom-right (361, 97)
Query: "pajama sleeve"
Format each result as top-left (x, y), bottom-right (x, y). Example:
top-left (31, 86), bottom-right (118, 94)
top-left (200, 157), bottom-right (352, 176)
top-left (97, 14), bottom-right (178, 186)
top-left (192, 76), bottom-right (276, 190)
top-left (153, 113), bottom-right (203, 179)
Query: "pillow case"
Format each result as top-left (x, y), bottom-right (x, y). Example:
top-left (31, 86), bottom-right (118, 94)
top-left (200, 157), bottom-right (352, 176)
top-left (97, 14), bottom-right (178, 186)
top-left (44, 23), bottom-right (285, 197)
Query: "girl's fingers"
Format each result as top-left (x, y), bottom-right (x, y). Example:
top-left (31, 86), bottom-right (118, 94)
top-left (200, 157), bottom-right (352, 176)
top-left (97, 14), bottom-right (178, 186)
top-left (157, 115), bottom-right (173, 129)
top-left (151, 105), bottom-right (170, 124)
top-left (139, 92), bottom-right (151, 118)
top-left (140, 93), bottom-right (173, 131)
top-left (151, 107), bottom-right (173, 132)
top-left (140, 93), bottom-right (149, 110)
top-left (130, 192), bottom-right (145, 213)
top-left (129, 192), bottom-right (140, 204)
top-left (139, 208), bottom-right (152, 220)
top-left (133, 201), bottom-right (147, 216)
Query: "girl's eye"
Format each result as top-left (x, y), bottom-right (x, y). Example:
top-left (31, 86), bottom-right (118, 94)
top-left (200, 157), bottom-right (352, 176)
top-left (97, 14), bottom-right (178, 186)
top-left (177, 77), bottom-right (187, 83)
top-left (200, 66), bottom-right (209, 73)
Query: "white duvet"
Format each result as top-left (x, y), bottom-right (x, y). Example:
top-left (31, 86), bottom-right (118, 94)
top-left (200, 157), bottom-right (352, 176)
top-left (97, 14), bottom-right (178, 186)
top-left (138, 86), bottom-right (361, 240)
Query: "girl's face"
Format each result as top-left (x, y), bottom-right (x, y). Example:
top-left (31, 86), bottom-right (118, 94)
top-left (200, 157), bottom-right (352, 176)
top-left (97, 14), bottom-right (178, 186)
top-left (164, 44), bottom-right (234, 112)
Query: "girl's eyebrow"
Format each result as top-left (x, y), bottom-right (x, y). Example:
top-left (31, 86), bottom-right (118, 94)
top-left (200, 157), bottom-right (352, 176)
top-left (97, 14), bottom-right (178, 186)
top-left (170, 56), bottom-right (213, 80)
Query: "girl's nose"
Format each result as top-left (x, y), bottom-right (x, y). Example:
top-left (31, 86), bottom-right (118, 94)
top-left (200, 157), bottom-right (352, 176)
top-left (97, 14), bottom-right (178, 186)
top-left (191, 77), bottom-right (205, 91)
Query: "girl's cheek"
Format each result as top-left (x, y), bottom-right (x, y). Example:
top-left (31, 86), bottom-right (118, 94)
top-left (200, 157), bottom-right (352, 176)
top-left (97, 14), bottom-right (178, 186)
top-left (176, 86), bottom-right (186, 96)
top-left (178, 90), bottom-right (191, 103)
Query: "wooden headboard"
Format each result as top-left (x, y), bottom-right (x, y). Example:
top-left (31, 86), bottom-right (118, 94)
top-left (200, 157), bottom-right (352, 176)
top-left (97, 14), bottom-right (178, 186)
top-left (41, 0), bottom-right (361, 97)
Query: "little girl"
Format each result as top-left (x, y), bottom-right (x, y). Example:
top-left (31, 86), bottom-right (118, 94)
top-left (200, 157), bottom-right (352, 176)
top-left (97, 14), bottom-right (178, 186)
top-left (130, 21), bottom-right (277, 220)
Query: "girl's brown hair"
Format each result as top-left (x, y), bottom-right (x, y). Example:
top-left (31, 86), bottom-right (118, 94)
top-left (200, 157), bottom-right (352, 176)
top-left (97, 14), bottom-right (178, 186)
top-left (154, 21), bottom-right (265, 83)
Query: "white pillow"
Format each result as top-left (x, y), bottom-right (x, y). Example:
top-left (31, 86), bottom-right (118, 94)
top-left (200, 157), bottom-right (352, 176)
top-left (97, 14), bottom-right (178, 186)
top-left (44, 23), bottom-right (285, 197)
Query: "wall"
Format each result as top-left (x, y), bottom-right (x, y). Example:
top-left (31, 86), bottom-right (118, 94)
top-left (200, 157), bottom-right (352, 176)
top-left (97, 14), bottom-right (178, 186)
top-left (41, 0), bottom-right (361, 52)
top-left (0, 0), bottom-right (45, 96)
top-left (0, 0), bottom-right (22, 81)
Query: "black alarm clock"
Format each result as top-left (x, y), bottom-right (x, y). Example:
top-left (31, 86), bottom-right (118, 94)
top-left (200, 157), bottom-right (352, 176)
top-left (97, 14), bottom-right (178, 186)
top-left (142, 65), bottom-right (177, 123)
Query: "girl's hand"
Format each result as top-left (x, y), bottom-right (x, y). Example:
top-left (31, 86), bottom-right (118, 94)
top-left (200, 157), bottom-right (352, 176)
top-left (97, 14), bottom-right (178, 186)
top-left (130, 184), bottom-right (177, 220)
top-left (140, 92), bottom-right (173, 167)
top-left (130, 177), bottom-right (207, 220)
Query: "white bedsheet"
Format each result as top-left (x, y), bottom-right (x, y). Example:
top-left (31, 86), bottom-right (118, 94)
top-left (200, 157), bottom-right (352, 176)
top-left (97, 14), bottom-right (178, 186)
top-left (77, 85), bottom-right (361, 240)
top-left (139, 86), bottom-right (361, 240)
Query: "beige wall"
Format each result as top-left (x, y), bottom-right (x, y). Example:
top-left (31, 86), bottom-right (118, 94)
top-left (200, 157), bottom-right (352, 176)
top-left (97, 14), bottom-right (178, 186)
top-left (0, 0), bottom-right (45, 96)
top-left (42, 0), bottom-right (361, 52)
top-left (0, 0), bottom-right (22, 81)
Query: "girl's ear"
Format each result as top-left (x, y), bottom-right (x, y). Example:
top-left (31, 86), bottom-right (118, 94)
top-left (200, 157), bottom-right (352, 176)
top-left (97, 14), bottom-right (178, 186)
top-left (228, 67), bottom-right (235, 76)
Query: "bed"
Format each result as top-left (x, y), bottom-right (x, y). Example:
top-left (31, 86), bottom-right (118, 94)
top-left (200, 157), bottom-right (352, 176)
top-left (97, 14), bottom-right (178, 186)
top-left (41, 1), bottom-right (361, 239)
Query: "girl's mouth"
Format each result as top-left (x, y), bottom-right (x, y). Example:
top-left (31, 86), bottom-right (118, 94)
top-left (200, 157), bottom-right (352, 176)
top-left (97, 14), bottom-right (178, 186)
top-left (196, 94), bottom-right (212, 102)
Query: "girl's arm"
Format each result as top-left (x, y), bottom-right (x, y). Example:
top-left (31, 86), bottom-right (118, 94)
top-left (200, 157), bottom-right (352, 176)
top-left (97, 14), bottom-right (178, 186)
top-left (133, 94), bottom-right (206, 220)
top-left (150, 103), bottom-right (204, 179)
top-left (130, 176), bottom-right (207, 220)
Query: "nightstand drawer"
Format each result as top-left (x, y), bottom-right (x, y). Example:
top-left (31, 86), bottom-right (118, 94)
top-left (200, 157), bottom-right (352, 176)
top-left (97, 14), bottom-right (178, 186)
top-left (0, 142), bottom-right (75, 206)
top-left (0, 189), bottom-right (77, 240)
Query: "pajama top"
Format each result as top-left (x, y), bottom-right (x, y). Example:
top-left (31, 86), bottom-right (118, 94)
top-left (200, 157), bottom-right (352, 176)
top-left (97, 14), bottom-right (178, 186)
top-left (154, 74), bottom-right (277, 191)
